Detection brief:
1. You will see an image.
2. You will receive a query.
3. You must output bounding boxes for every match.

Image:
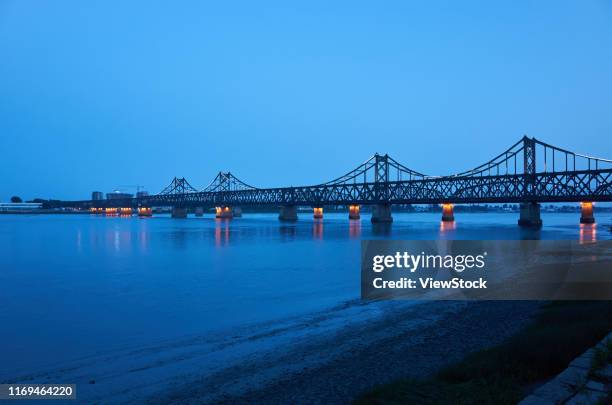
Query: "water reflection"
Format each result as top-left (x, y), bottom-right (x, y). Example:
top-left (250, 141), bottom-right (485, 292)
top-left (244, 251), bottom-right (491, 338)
top-left (439, 220), bottom-right (456, 237)
top-left (371, 223), bottom-right (392, 236)
top-left (349, 220), bottom-right (361, 239)
top-left (279, 225), bottom-right (297, 241)
top-left (579, 223), bottom-right (597, 243)
top-left (109, 228), bottom-right (132, 254)
top-left (214, 219), bottom-right (231, 247)
top-left (519, 227), bottom-right (542, 240)
top-left (139, 231), bottom-right (149, 252)
top-left (312, 220), bottom-right (324, 239)
top-left (76, 229), bottom-right (82, 252)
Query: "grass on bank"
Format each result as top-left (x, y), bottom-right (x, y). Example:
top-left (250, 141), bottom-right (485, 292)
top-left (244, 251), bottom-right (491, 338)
top-left (356, 301), bottom-right (612, 405)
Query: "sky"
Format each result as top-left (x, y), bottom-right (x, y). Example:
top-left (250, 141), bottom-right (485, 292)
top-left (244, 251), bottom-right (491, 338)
top-left (1, 1), bottom-right (611, 201)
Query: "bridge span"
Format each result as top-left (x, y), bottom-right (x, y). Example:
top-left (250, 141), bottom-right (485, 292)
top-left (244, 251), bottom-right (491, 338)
top-left (53, 137), bottom-right (612, 227)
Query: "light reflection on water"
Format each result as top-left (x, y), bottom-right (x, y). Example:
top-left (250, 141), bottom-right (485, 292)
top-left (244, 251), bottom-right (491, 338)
top-left (214, 218), bottom-right (231, 247)
top-left (0, 212), bottom-right (610, 377)
top-left (439, 220), bottom-right (457, 235)
top-left (312, 219), bottom-right (324, 239)
top-left (579, 223), bottom-right (597, 243)
top-left (349, 219), bottom-right (361, 239)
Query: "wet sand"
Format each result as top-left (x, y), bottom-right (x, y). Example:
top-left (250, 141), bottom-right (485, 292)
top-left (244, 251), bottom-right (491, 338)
top-left (7, 300), bottom-right (540, 404)
top-left (158, 301), bottom-right (540, 404)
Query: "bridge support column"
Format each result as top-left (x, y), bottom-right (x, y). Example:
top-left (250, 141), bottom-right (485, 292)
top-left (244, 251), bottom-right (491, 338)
top-left (216, 206), bottom-right (233, 219)
top-left (313, 207), bottom-right (323, 219)
top-left (349, 204), bottom-right (360, 220)
top-left (233, 206), bottom-right (243, 217)
top-left (138, 207), bottom-right (152, 217)
top-left (518, 202), bottom-right (542, 227)
top-left (580, 202), bottom-right (595, 224)
top-left (371, 204), bottom-right (393, 223)
top-left (279, 205), bottom-right (298, 221)
top-left (171, 207), bottom-right (188, 218)
top-left (195, 207), bottom-right (204, 217)
top-left (441, 203), bottom-right (455, 222)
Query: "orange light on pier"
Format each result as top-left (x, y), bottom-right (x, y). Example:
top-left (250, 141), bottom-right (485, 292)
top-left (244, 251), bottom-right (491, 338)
top-left (216, 206), bottom-right (233, 219)
top-left (90, 207), bottom-right (103, 214)
top-left (441, 203), bottom-right (455, 222)
top-left (348, 205), bottom-right (360, 220)
top-left (105, 207), bottom-right (118, 215)
top-left (120, 207), bottom-right (133, 216)
top-left (138, 207), bottom-right (152, 217)
top-left (215, 206), bottom-right (230, 214)
top-left (313, 207), bottom-right (323, 219)
top-left (580, 202), bottom-right (595, 224)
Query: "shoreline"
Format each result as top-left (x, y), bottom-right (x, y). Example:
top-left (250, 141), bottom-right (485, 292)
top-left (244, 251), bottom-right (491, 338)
top-left (5, 300), bottom-right (540, 404)
top-left (158, 301), bottom-right (541, 404)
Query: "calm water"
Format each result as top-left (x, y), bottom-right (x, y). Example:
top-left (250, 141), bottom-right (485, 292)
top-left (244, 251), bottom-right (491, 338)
top-left (0, 211), bottom-right (609, 379)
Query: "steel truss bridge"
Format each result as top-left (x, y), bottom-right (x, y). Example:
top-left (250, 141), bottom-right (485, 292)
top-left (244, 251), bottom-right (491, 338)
top-left (56, 137), bottom-right (612, 210)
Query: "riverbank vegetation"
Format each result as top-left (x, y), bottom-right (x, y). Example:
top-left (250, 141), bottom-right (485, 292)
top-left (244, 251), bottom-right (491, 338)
top-left (357, 301), bottom-right (612, 404)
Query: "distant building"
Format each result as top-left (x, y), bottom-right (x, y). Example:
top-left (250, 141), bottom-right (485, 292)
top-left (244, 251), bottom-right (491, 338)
top-left (136, 191), bottom-right (149, 198)
top-left (92, 191), bottom-right (104, 200)
top-left (106, 191), bottom-right (133, 200)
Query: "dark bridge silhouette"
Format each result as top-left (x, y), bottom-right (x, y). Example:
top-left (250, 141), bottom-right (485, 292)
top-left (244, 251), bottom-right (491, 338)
top-left (58, 136), bottom-right (612, 226)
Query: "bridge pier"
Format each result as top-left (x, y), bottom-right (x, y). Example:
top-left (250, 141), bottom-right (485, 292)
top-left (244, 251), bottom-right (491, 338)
top-left (216, 206), bottom-right (233, 219)
top-left (349, 204), bottom-right (360, 220)
top-left (371, 204), bottom-right (393, 223)
top-left (313, 207), bottom-right (323, 219)
top-left (580, 202), bottom-right (595, 224)
top-left (138, 207), bottom-right (152, 217)
top-left (441, 203), bottom-right (455, 222)
top-left (518, 202), bottom-right (542, 227)
top-left (233, 206), bottom-right (243, 217)
top-left (171, 207), bottom-right (188, 218)
top-left (195, 207), bottom-right (204, 217)
top-left (279, 205), bottom-right (298, 221)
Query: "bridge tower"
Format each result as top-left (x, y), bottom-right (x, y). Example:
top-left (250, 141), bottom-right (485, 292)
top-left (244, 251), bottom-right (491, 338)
top-left (371, 154), bottom-right (393, 223)
top-left (518, 137), bottom-right (542, 227)
top-left (205, 172), bottom-right (249, 219)
top-left (158, 177), bottom-right (197, 219)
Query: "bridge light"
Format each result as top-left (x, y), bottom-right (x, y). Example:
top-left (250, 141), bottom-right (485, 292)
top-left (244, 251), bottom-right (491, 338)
top-left (442, 203), bottom-right (455, 222)
top-left (216, 206), bottom-right (233, 219)
top-left (580, 202), bottom-right (595, 224)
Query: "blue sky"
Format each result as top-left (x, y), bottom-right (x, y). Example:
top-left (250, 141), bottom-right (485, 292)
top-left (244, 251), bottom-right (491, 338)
top-left (1, 1), bottom-right (611, 200)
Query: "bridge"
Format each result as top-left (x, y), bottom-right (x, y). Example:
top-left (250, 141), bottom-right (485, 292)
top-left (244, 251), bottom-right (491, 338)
top-left (56, 136), bottom-right (612, 226)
